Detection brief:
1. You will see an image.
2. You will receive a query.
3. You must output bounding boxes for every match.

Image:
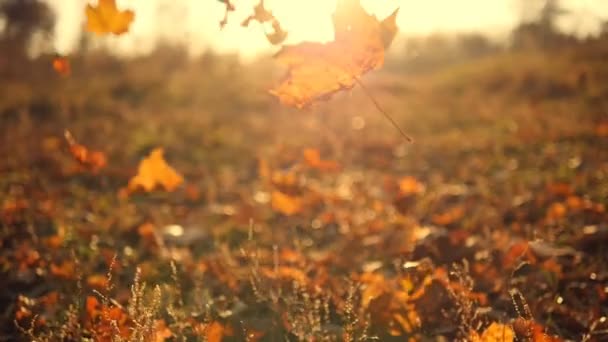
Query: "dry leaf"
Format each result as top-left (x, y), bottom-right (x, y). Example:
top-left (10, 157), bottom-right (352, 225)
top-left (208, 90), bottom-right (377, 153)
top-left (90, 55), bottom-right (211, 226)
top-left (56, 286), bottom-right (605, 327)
top-left (86, 0), bottom-right (134, 35)
top-left (270, 0), bottom-right (398, 108)
top-left (471, 322), bottom-right (515, 342)
top-left (205, 321), bottom-right (225, 342)
top-left (64, 130), bottom-right (107, 172)
top-left (271, 191), bottom-right (302, 216)
top-left (303, 148), bottom-right (340, 172)
top-left (126, 148), bottom-right (184, 194)
top-left (398, 176), bottom-right (425, 195)
top-left (241, 0), bottom-right (287, 45)
top-left (52, 56), bottom-right (70, 76)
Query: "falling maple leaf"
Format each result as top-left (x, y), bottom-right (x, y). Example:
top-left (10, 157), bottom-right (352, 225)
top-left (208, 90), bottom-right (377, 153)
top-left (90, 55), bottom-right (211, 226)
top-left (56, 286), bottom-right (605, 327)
top-left (218, 0), bottom-right (235, 28)
top-left (241, 0), bottom-right (287, 45)
top-left (52, 56), bottom-right (70, 76)
top-left (270, 0), bottom-right (398, 108)
top-left (64, 130), bottom-right (107, 172)
top-left (126, 148), bottom-right (183, 194)
top-left (85, 0), bottom-right (134, 35)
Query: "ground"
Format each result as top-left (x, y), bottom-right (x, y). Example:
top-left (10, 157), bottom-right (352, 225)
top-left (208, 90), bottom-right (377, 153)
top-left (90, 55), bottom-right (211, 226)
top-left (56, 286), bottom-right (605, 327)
top-left (1, 41), bottom-right (607, 341)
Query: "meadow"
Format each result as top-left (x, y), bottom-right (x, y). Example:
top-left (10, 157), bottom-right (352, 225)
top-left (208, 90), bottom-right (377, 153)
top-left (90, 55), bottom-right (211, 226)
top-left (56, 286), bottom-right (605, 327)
top-left (1, 37), bottom-right (608, 340)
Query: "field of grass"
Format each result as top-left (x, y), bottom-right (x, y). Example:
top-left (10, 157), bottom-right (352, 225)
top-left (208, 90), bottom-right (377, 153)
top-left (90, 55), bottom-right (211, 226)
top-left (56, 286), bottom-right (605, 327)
top-left (1, 40), bottom-right (607, 341)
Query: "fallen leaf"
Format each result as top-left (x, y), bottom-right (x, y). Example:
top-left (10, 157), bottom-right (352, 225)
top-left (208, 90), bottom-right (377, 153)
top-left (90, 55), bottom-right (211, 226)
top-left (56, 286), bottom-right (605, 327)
top-left (271, 191), bottom-right (302, 216)
top-left (398, 176), bottom-right (425, 195)
top-left (52, 56), bottom-right (70, 76)
top-left (431, 206), bottom-right (464, 226)
top-left (64, 130), bottom-right (107, 172)
top-left (303, 148), bottom-right (340, 172)
top-left (205, 321), bottom-right (225, 342)
top-left (86, 0), bottom-right (134, 35)
top-left (471, 322), bottom-right (515, 342)
top-left (126, 148), bottom-right (184, 194)
top-left (270, 0), bottom-right (399, 108)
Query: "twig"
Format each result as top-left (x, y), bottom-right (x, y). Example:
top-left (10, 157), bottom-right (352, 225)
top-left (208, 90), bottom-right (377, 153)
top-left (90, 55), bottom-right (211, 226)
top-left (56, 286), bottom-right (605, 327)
top-left (354, 77), bottom-right (413, 142)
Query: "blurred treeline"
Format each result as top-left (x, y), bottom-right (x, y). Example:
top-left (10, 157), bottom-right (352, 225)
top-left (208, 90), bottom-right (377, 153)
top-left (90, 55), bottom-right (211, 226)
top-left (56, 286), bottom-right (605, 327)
top-left (2, 0), bottom-right (608, 77)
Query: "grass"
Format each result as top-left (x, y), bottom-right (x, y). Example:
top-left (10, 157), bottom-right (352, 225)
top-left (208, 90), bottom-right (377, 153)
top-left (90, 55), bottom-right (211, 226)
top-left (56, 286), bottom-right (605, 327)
top-left (1, 39), bottom-right (608, 341)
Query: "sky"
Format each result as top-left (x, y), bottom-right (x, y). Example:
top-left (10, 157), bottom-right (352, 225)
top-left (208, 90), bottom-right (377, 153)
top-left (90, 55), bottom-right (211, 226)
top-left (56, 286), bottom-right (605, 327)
top-left (43, 0), bottom-right (608, 58)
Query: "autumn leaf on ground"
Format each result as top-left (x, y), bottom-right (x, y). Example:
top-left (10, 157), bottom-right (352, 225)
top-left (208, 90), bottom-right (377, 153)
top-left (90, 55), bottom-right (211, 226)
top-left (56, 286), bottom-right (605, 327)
top-left (270, 0), bottom-right (398, 108)
top-left (126, 148), bottom-right (183, 194)
top-left (398, 176), bottom-right (425, 196)
top-left (303, 148), bottom-right (340, 172)
top-left (64, 130), bottom-right (107, 172)
top-left (241, 0), bottom-right (287, 45)
top-left (52, 56), bottom-right (70, 76)
top-left (85, 0), bottom-right (134, 35)
top-left (471, 322), bottom-right (515, 342)
top-left (271, 190), bottom-right (302, 216)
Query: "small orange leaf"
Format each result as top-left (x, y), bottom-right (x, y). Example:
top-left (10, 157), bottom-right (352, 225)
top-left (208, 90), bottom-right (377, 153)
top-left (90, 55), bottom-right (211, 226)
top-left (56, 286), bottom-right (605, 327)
top-left (472, 322), bottom-right (515, 342)
top-left (303, 148), bottom-right (340, 172)
top-left (126, 148), bottom-right (184, 194)
top-left (431, 206), bottom-right (464, 226)
top-left (85, 0), bottom-right (134, 35)
top-left (52, 56), bottom-right (71, 76)
top-left (206, 321), bottom-right (225, 342)
top-left (595, 122), bottom-right (608, 137)
top-left (50, 260), bottom-right (75, 279)
top-left (546, 202), bottom-right (567, 221)
top-left (154, 319), bottom-right (173, 342)
top-left (398, 176), bottom-right (425, 195)
top-left (64, 130), bottom-right (107, 172)
top-left (271, 191), bottom-right (302, 216)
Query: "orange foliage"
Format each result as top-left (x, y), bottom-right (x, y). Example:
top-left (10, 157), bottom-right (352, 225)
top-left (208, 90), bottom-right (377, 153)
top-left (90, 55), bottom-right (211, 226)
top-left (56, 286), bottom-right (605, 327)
top-left (85, 0), bottom-right (134, 35)
top-left (52, 56), bottom-right (70, 76)
top-left (270, 0), bottom-right (398, 108)
top-left (85, 295), bottom-right (131, 339)
top-left (64, 130), bottom-right (107, 172)
top-left (303, 148), bottom-right (340, 172)
top-left (471, 322), bottom-right (515, 342)
top-left (398, 176), bottom-right (425, 195)
top-left (431, 205), bottom-right (465, 226)
top-left (126, 148), bottom-right (184, 194)
top-left (271, 191), bottom-right (302, 216)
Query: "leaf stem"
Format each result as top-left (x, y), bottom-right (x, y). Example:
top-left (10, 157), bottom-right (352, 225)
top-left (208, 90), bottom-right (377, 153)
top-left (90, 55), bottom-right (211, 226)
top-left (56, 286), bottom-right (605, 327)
top-left (354, 77), bottom-right (413, 143)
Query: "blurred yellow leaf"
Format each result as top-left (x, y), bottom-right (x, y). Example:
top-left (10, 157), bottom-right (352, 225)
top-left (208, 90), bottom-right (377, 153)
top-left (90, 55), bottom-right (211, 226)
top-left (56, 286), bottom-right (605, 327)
top-left (271, 191), bottom-right (302, 216)
top-left (86, 0), bottom-right (134, 35)
top-left (270, 0), bottom-right (398, 108)
top-left (398, 176), bottom-right (425, 195)
top-left (127, 148), bottom-right (183, 194)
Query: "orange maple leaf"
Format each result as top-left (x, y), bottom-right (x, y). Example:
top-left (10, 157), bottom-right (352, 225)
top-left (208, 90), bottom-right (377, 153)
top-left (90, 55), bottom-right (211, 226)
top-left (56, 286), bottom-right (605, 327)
top-left (85, 0), bottom-right (134, 35)
top-left (126, 148), bottom-right (183, 194)
top-left (270, 0), bottom-right (398, 108)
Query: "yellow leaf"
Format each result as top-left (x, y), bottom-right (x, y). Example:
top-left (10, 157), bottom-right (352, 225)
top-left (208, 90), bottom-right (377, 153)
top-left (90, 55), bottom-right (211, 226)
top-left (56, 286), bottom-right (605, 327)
top-left (472, 322), bottom-right (515, 342)
top-left (270, 0), bottom-right (398, 108)
top-left (86, 0), bottom-right (134, 35)
top-left (127, 148), bottom-right (183, 194)
top-left (271, 191), bottom-right (302, 216)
